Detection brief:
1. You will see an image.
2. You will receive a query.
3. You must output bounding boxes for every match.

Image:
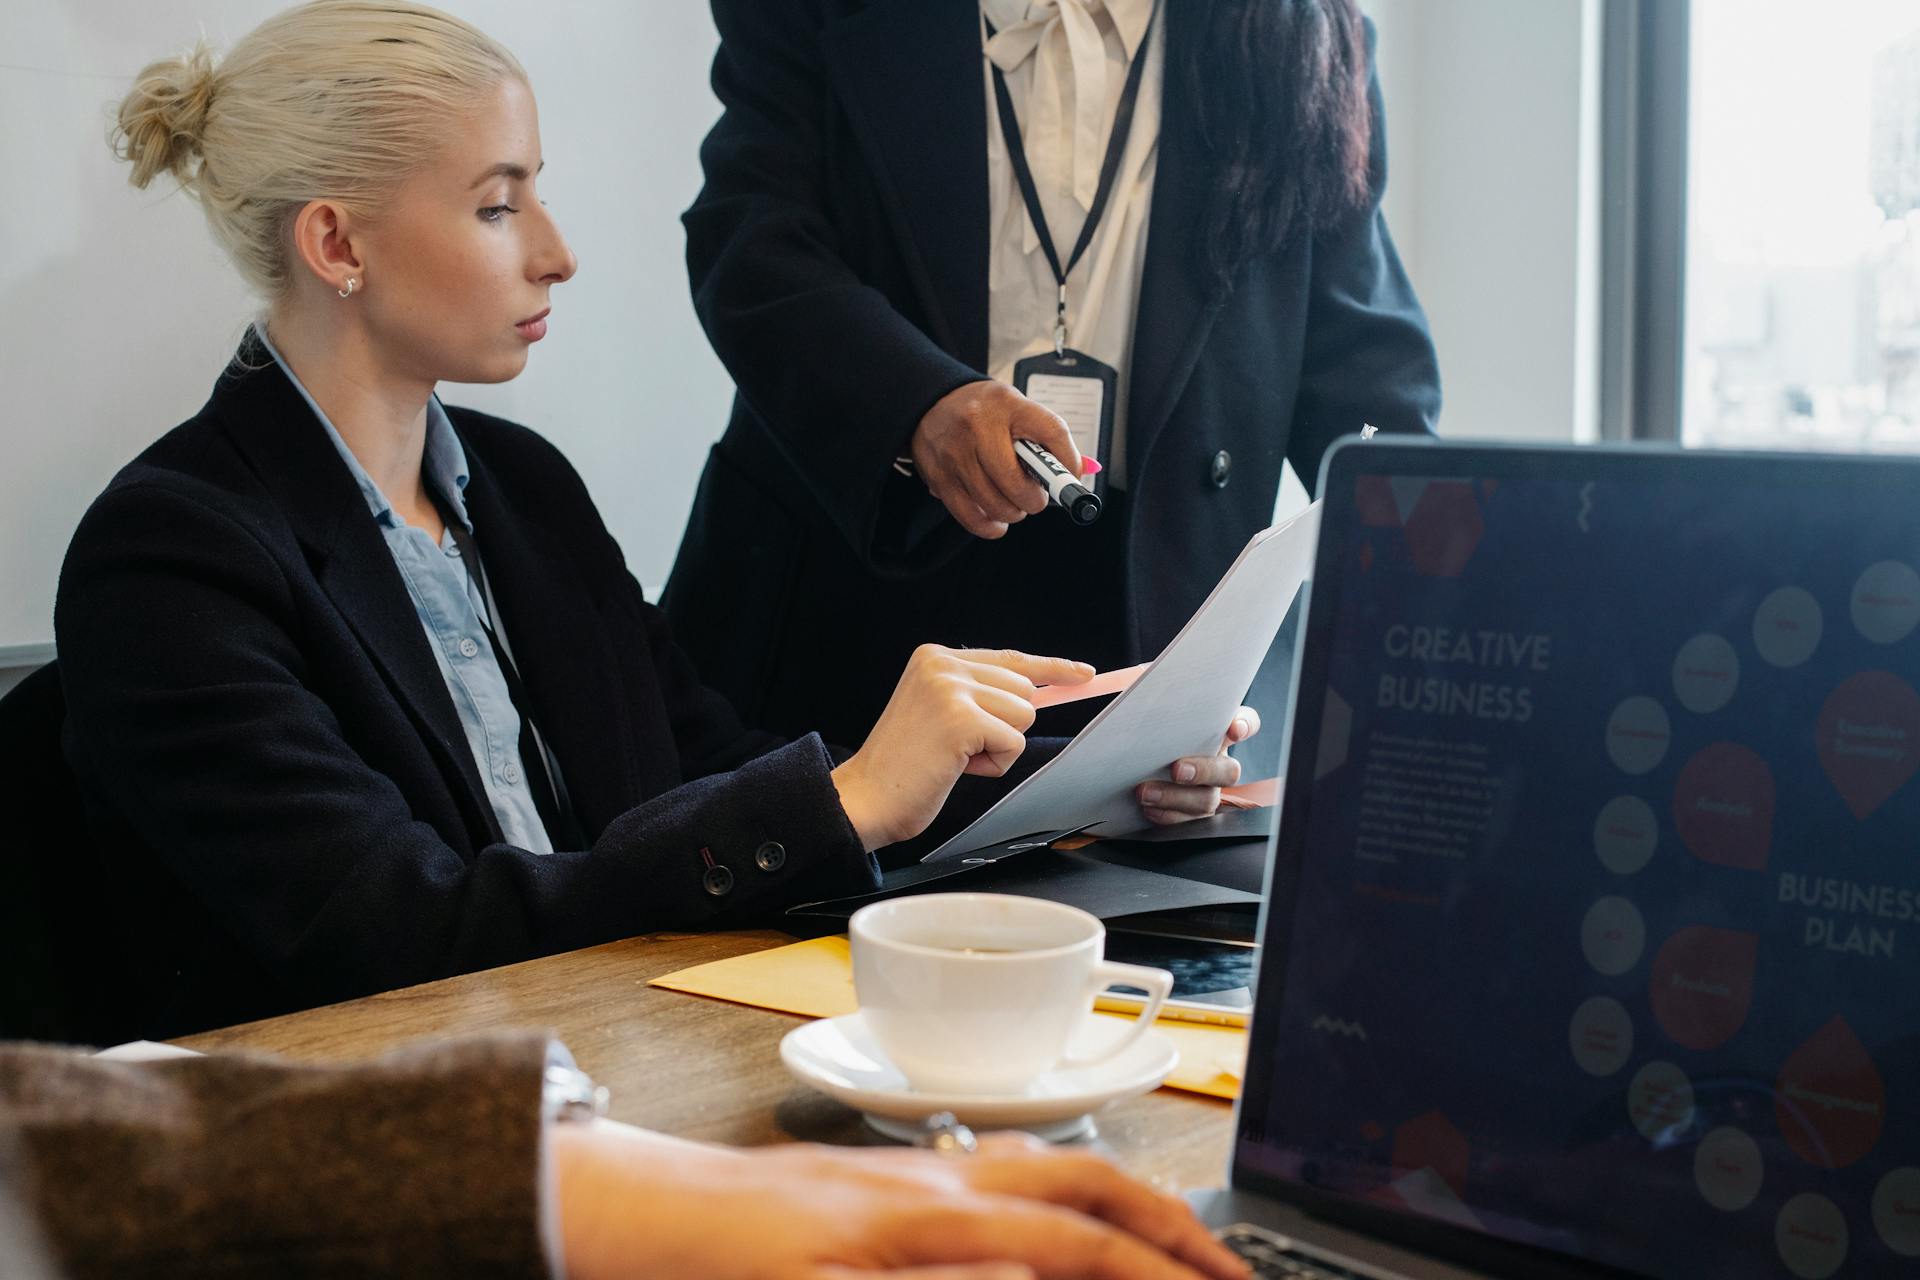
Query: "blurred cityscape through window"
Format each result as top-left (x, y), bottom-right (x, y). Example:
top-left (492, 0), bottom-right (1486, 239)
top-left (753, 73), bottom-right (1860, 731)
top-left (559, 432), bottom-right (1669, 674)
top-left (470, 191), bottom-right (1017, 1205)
top-left (1685, 0), bottom-right (1920, 451)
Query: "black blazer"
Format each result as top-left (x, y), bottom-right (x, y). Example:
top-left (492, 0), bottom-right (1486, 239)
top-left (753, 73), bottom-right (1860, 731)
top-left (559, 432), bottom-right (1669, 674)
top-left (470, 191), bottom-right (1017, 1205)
top-left (54, 341), bottom-right (881, 1038)
top-left (665, 0), bottom-right (1442, 748)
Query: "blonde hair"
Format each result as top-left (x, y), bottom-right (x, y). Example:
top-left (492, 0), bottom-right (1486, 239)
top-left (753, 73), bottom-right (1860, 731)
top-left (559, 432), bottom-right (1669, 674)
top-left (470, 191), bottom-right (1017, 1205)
top-left (111, 1), bottom-right (525, 297)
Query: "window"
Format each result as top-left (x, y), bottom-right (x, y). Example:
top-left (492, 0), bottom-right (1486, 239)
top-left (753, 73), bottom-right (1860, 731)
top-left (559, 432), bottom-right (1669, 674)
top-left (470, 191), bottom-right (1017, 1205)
top-left (1682, 0), bottom-right (1920, 451)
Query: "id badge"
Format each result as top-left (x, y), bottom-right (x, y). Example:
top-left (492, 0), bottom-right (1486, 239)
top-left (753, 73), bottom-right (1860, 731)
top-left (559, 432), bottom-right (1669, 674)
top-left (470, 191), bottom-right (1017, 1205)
top-left (1013, 348), bottom-right (1117, 495)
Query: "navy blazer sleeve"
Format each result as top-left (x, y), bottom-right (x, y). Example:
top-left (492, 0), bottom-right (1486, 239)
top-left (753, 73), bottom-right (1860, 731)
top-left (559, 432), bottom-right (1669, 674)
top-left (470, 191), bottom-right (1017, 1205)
top-left (55, 475), bottom-right (876, 1014)
top-left (1286, 19), bottom-right (1443, 487)
top-left (684, 0), bottom-right (982, 570)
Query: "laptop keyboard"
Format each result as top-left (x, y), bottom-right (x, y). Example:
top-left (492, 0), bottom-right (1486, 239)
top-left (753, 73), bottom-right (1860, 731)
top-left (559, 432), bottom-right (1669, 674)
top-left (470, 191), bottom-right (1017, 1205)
top-left (1218, 1225), bottom-right (1380, 1280)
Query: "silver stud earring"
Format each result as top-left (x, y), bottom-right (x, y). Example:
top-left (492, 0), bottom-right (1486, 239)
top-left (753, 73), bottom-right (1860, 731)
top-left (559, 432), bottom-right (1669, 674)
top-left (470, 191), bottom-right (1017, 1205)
top-left (337, 277), bottom-right (358, 299)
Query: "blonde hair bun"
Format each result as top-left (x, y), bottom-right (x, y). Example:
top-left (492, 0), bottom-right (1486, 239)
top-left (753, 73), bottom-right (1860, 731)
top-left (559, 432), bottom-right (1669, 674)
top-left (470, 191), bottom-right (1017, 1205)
top-left (108, 2), bottom-right (524, 298)
top-left (113, 42), bottom-right (218, 191)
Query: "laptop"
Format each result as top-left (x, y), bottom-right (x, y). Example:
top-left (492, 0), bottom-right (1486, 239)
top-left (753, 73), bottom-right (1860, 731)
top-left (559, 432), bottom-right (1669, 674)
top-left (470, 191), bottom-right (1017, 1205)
top-left (1190, 439), bottom-right (1920, 1279)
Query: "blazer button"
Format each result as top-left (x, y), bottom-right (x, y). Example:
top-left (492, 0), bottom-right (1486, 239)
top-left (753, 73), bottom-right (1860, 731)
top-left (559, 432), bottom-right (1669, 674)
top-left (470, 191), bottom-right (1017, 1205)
top-left (754, 841), bottom-right (787, 872)
top-left (702, 864), bottom-right (735, 897)
top-left (1209, 450), bottom-right (1232, 489)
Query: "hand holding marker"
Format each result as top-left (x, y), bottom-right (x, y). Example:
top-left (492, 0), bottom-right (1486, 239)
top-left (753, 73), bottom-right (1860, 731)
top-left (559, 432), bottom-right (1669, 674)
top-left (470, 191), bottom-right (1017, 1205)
top-left (1014, 439), bottom-right (1103, 525)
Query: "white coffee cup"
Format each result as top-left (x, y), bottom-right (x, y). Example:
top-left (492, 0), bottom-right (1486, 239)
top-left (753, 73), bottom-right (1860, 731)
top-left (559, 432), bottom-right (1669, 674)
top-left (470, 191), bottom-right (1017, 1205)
top-left (849, 893), bottom-right (1173, 1095)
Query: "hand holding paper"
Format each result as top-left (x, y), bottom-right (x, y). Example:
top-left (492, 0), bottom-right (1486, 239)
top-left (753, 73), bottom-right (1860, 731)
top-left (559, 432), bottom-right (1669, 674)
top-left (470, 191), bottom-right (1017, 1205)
top-left (925, 503), bottom-right (1321, 861)
top-left (831, 645), bottom-right (1093, 850)
top-left (1035, 667), bottom-right (1258, 824)
top-left (1136, 706), bottom-right (1260, 825)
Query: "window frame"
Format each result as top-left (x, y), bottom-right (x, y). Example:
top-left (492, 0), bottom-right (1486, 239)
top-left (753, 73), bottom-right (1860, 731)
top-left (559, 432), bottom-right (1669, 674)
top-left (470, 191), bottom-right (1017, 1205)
top-left (1598, 0), bottom-right (1692, 442)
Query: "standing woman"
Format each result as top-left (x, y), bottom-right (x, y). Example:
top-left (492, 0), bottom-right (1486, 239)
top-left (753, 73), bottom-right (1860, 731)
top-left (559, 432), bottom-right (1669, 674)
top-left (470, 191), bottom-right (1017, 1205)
top-left (58, 0), bottom-right (1243, 1039)
top-left (669, 0), bottom-right (1442, 750)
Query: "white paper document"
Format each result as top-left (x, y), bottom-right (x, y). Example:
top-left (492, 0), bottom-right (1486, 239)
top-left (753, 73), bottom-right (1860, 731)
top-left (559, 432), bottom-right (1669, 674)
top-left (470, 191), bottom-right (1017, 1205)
top-left (924, 502), bottom-right (1322, 861)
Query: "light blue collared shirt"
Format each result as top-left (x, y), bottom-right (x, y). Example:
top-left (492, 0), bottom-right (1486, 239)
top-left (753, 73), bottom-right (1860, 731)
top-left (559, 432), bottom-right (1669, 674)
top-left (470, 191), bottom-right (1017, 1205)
top-left (258, 328), bottom-right (555, 853)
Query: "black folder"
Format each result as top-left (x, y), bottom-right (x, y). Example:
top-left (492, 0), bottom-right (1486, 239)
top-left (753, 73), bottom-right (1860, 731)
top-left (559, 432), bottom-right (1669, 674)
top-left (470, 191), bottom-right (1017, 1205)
top-left (786, 808), bottom-right (1274, 942)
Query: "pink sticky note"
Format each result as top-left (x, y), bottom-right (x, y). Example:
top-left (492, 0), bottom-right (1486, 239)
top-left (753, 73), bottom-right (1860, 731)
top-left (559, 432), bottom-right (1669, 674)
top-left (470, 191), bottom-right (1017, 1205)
top-left (1220, 777), bottom-right (1280, 808)
top-left (1031, 662), bottom-right (1147, 708)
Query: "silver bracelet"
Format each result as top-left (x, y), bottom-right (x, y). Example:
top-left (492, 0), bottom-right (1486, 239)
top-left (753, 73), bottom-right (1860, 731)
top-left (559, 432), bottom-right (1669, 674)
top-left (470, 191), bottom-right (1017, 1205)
top-left (543, 1061), bottom-right (609, 1126)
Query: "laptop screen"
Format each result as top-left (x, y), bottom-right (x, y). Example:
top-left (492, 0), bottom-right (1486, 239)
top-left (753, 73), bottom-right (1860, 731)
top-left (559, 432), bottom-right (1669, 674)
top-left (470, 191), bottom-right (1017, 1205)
top-left (1237, 442), bottom-right (1920, 1279)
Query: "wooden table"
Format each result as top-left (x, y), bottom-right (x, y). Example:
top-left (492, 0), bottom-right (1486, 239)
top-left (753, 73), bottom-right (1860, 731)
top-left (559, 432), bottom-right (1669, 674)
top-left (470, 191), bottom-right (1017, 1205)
top-left (178, 931), bottom-right (1237, 1190)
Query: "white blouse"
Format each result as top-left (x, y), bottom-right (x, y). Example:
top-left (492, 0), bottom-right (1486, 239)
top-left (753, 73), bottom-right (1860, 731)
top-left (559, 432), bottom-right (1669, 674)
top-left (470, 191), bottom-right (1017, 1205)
top-left (981, 0), bottom-right (1163, 489)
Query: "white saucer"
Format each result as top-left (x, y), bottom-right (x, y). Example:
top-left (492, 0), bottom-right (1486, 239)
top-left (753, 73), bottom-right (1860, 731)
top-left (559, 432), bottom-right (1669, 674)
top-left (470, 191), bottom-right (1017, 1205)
top-left (779, 1011), bottom-right (1177, 1143)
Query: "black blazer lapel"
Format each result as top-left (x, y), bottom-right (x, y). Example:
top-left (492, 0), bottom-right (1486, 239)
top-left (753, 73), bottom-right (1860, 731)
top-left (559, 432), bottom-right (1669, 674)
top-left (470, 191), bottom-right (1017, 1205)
top-left (458, 452), bottom-right (642, 839)
top-left (822, 0), bottom-right (990, 369)
top-left (1125, 5), bottom-right (1230, 482)
top-left (211, 343), bottom-right (502, 845)
top-left (313, 548), bottom-right (503, 844)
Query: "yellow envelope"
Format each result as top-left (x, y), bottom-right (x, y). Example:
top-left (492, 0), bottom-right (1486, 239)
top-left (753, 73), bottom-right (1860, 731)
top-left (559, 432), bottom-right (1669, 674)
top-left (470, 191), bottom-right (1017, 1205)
top-left (653, 935), bottom-right (859, 1018)
top-left (650, 936), bottom-right (1246, 1100)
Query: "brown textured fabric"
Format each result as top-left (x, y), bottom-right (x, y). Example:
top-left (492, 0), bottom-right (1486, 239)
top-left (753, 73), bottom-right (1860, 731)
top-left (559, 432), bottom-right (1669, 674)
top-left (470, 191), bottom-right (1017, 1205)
top-left (0, 1132), bottom-right (61, 1280)
top-left (0, 1033), bottom-right (554, 1279)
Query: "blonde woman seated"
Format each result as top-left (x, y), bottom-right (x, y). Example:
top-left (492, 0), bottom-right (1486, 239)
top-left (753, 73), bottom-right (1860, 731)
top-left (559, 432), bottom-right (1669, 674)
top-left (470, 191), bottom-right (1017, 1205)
top-left (59, 0), bottom-right (1255, 1038)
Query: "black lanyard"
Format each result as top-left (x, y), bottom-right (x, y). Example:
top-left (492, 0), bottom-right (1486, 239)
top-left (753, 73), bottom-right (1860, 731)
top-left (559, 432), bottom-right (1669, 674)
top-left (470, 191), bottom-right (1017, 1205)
top-left (442, 514), bottom-right (583, 849)
top-left (985, 3), bottom-right (1157, 354)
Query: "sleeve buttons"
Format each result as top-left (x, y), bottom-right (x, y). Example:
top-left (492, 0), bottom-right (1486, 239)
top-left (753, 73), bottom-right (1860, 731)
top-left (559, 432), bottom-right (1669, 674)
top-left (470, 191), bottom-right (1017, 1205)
top-left (754, 841), bottom-right (787, 872)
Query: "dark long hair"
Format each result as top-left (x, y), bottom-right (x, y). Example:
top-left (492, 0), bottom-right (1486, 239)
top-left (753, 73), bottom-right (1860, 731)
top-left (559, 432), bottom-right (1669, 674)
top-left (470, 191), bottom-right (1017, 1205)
top-left (1173, 0), bottom-right (1375, 291)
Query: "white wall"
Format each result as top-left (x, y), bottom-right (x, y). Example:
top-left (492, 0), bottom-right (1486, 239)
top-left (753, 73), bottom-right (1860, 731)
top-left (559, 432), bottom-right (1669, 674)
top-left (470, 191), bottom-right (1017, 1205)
top-left (0, 1), bottom-right (732, 654)
top-left (1361, 0), bottom-right (1603, 444)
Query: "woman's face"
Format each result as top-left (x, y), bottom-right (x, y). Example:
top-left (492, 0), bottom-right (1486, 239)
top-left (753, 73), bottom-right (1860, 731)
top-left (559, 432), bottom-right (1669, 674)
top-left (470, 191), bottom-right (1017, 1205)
top-left (352, 75), bottom-right (576, 385)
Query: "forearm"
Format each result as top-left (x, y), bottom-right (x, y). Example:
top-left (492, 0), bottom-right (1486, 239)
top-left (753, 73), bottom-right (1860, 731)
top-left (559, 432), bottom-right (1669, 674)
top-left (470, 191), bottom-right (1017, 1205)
top-left (547, 1121), bottom-right (748, 1280)
top-left (71, 696), bottom-right (873, 1009)
top-left (0, 1035), bottom-right (554, 1280)
top-left (579, 733), bottom-right (879, 926)
top-left (277, 734), bottom-right (878, 1001)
